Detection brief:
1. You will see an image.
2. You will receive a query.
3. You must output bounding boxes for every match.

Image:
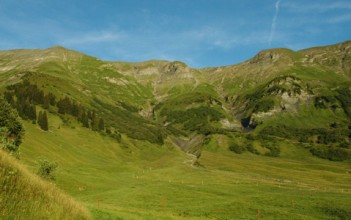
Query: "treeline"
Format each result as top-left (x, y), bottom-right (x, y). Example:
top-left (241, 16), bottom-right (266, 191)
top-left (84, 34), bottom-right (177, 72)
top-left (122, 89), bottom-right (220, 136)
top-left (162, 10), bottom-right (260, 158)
top-left (4, 80), bottom-right (120, 141)
top-left (4, 81), bottom-right (50, 131)
top-left (260, 125), bottom-right (350, 145)
top-left (55, 96), bottom-right (105, 132)
top-left (260, 125), bottom-right (351, 161)
top-left (4, 80), bottom-right (50, 121)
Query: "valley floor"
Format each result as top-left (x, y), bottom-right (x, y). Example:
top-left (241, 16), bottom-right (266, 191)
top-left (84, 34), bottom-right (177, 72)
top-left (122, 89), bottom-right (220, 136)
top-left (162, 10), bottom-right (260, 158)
top-left (20, 119), bottom-right (351, 220)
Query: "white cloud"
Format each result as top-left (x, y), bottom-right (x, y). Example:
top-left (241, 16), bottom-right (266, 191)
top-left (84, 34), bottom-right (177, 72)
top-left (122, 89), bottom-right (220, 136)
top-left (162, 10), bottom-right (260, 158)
top-left (269, 0), bottom-right (281, 47)
top-left (328, 14), bottom-right (351, 23)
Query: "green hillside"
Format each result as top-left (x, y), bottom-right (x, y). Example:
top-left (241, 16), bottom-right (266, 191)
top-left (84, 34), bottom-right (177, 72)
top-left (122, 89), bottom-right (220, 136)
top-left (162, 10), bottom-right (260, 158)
top-left (0, 40), bottom-right (350, 219)
top-left (18, 117), bottom-right (351, 219)
top-left (0, 149), bottom-right (91, 219)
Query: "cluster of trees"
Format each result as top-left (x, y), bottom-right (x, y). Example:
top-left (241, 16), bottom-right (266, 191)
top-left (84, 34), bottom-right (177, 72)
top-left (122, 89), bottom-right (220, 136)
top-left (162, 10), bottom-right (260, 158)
top-left (314, 95), bottom-right (337, 109)
top-left (260, 125), bottom-right (350, 145)
top-left (4, 80), bottom-right (125, 144)
top-left (310, 146), bottom-right (350, 161)
top-left (260, 124), bottom-right (350, 160)
top-left (336, 87), bottom-right (351, 118)
top-left (160, 106), bottom-right (224, 135)
top-left (93, 98), bottom-right (161, 144)
top-left (0, 96), bottom-right (59, 182)
top-left (228, 134), bottom-right (279, 157)
top-left (5, 80), bottom-right (56, 108)
top-left (314, 87), bottom-right (351, 118)
top-left (56, 96), bottom-right (105, 132)
top-left (4, 80), bottom-right (109, 133)
top-left (4, 81), bottom-right (51, 131)
top-left (253, 98), bottom-right (275, 113)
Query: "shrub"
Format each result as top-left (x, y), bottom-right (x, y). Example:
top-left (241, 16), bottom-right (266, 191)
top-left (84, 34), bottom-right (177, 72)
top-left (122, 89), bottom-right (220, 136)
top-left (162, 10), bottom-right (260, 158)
top-left (246, 143), bottom-right (260, 155)
top-left (253, 99), bottom-right (275, 113)
top-left (36, 158), bottom-right (58, 181)
top-left (263, 142), bottom-right (280, 157)
top-left (310, 146), bottom-right (350, 161)
top-left (322, 206), bottom-right (351, 220)
top-left (229, 142), bottom-right (245, 154)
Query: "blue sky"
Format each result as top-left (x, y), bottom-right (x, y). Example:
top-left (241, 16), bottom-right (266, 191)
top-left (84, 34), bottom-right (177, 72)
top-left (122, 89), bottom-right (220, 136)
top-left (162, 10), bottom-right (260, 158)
top-left (0, 0), bottom-right (350, 67)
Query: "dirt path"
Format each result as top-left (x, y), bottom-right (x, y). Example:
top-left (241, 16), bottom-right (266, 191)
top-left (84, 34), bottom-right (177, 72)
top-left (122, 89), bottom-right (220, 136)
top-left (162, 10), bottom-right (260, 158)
top-left (183, 153), bottom-right (197, 168)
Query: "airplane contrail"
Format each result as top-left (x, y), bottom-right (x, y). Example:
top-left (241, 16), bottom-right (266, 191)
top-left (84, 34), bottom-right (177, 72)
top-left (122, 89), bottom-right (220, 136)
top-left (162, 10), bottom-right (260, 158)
top-left (269, 0), bottom-right (281, 47)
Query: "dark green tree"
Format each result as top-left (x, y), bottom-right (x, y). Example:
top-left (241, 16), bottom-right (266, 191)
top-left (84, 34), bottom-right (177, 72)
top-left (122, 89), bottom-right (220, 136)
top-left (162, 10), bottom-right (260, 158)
top-left (38, 111), bottom-right (49, 131)
top-left (98, 118), bottom-right (105, 131)
top-left (81, 111), bottom-right (89, 128)
top-left (0, 97), bottom-right (24, 154)
top-left (71, 101), bottom-right (79, 117)
top-left (43, 95), bottom-right (50, 109)
top-left (105, 126), bottom-right (111, 134)
top-left (57, 96), bottom-right (72, 114)
top-left (90, 111), bottom-right (98, 131)
top-left (47, 92), bottom-right (56, 106)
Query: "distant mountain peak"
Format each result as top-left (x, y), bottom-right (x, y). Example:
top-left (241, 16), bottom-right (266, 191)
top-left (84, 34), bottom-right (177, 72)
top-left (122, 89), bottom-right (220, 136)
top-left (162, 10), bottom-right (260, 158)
top-left (249, 48), bottom-right (296, 64)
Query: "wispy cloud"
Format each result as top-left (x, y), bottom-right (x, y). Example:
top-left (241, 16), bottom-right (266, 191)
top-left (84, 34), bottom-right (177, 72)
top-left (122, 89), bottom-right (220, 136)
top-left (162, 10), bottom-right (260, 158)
top-left (328, 13), bottom-right (351, 23)
top-left (269, 0), bottom-right (281, 47)
top-left (60, 31), bottom-right (126, 46)
top-left (282, 1), bottom-right (351, 13)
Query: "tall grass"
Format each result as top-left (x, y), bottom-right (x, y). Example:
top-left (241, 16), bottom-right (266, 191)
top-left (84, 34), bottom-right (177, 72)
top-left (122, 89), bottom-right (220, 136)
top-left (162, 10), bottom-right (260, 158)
top-left (0, 149), bottom-right (91, 220)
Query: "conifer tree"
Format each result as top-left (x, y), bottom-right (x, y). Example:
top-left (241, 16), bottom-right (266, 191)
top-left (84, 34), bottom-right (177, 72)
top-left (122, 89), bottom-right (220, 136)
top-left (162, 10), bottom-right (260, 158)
top-left (47, 92), bottom-right (56, 105)
top-left (81, 111), bottom-right (89, 128)
top-left (30, 105), bottom-right (37, 121)
top-left (38, 111), bottom-right (49, 131)
top-left (43, 95), bottom-right (50, 109)
top-left (98, 118), bottom-right (105, 131)
top-left (90, 111), bottom-right (98, 131)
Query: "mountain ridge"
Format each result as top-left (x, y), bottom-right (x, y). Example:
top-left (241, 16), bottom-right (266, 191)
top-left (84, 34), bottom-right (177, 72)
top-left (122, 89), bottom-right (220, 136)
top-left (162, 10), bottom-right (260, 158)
top-left (1, 40), bottom-right (351, 219)
top-left (0, 40), bottom-right (350, 147)
top-left (1, 39), bottom-right (349, 69)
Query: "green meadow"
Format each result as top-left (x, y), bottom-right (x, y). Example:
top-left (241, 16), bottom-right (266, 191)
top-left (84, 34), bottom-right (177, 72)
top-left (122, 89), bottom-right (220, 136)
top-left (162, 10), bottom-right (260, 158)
top-left (19, 114), bottom-right (351, 219)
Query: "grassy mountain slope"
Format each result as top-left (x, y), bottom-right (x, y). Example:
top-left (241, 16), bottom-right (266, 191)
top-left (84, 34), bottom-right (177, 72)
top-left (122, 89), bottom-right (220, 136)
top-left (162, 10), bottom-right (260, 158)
top-left (1, 41), bottom-right (350, 146)
top-left (0, 149), bottom-right (91, 219)
top-left (0, 40), bottom-right (351, 219)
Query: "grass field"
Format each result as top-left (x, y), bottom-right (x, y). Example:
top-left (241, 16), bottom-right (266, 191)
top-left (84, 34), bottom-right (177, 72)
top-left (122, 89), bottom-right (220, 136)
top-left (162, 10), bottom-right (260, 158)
top-left (0, 149), bottom-right (91, 220)
top-left (18, 113), bottom-right (351, 219)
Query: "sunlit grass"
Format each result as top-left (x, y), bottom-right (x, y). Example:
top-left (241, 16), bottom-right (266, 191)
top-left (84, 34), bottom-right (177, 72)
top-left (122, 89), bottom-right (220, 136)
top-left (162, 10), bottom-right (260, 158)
top-left (0, 149), bottom-right (91, 220)
top-left (18, 115), bottom-right (351, 219)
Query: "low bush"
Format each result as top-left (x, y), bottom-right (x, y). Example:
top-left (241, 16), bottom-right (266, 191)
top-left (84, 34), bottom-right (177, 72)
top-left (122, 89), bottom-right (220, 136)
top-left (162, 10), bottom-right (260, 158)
top-left (310, 146), bottom-right (350, 161)
top-left (246, 143), bottom-right (260, 155)
top-left (229, 142), bottom-right (245, 154)
top-left (322, 206), bottom-right (351, 220)
top-left (37, 158), bottom-right (58, 181)
top-left (264, 145), bottom-right (280, 157)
